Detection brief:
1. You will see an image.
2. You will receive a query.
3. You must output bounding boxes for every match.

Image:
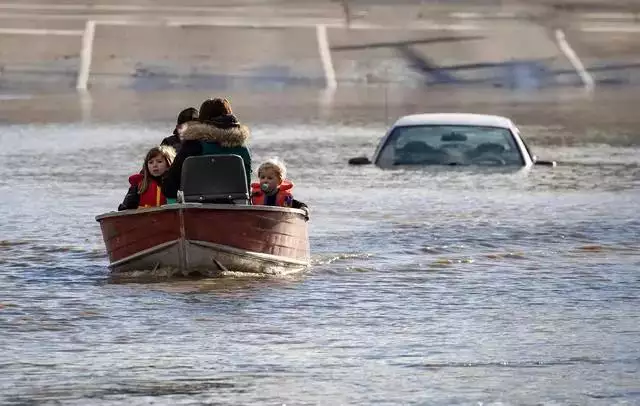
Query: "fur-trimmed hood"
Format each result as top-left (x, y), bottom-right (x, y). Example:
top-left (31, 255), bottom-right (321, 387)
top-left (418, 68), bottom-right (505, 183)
top-left (181, 121), bottom-right (250, 148)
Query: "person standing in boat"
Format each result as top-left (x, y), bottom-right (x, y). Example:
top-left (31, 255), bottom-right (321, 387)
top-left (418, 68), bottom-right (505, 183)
top-left (160, 107), bottom-right (199, 153)
top-left (162, 98), bottom-right (252, 198)
top-left (118, 145), bottom-right (176, 211)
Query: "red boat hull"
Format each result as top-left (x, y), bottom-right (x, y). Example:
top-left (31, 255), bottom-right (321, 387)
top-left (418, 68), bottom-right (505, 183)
top-left (96, 204), bottom-right (310, 277)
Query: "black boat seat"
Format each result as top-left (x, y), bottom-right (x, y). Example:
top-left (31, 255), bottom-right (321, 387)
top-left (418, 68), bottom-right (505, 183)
top-left (179, 154), bottom-right (250, 205)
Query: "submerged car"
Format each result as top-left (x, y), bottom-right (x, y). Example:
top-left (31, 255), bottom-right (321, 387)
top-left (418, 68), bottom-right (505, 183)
top-left (348, 113), bottom-right (555, 168)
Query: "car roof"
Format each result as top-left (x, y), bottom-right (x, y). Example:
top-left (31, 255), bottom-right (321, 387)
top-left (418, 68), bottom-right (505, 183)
top-left (392, 113), bottom-right (514, 129)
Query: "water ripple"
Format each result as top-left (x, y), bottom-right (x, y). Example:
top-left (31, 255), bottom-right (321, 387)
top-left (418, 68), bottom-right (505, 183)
top-left (1, 115), bottom-right (639, 405)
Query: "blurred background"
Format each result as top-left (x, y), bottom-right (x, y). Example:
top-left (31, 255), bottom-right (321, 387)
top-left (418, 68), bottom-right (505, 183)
top-left (1, 0), bottom-right (639, 126)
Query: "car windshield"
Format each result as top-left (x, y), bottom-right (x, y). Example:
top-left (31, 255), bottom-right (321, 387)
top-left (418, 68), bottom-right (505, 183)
top-left (376, 124), bottom-right (524, 167)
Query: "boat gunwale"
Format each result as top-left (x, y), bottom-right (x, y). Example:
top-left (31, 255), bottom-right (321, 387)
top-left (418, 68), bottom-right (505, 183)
top-left (95, 203), bottom-right (308, 221)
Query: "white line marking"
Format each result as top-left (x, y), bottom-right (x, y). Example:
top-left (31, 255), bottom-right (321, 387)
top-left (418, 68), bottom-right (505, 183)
top-left (0, 3), bottom-right (270, 12)
top-left (0, 28), bottom-right (82, 35)
top-left (1, 3), bottom-right (634, 22)
top-left (580, 25), bottom-right (640, 33)
top-left (0, 12), bottom-right (479, 31)
top-left (581, 12), bottom-right (639, 21)
top-left (555, 29), bottom-right (595, 92)
top-left (450, 12), bottom-right (481, 19)
top-left (76, 20), bottom-right (95, 90)
top-left (78, 87), bottom-right (92, 122)
top-left (316, 24), bottom-right (337, 90)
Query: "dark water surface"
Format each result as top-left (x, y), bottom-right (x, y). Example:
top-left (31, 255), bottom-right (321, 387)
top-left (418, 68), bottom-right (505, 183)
top-left (0, 88), bottom-right (639, 405)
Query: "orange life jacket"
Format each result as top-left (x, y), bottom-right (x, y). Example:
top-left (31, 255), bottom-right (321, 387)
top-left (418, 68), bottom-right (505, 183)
top-left (129, 173), bottom-right (167, 208)
top-left (251, 180), bottom-right (294, 207)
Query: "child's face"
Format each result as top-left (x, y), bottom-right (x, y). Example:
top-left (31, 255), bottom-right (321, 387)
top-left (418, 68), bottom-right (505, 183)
top-left (259, 168), bottom-right (281, 193)
top-left (147, 154), bottom-right (168, 177)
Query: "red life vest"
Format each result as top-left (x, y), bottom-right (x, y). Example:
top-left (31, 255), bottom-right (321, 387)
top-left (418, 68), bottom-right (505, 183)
top-left (251, 180), bottom-right (294, 207)
top-left (129, 173), bottom-right (167, 208)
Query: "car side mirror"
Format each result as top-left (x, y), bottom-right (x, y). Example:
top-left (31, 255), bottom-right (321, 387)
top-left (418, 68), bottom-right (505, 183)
top-left (532, 156), bottom-right (557, 167)
top-left (348, 156), bottom-right (372, 165)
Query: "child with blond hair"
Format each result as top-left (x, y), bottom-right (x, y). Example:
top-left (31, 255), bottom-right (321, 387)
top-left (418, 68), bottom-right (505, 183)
top-left (250, 158), bottom-right (297, 207)
top-left (118, 145), bottom-right (176, 211)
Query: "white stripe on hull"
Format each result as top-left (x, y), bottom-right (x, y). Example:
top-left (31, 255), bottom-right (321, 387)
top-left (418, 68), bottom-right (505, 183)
top-left (109, 238), bottom-right (308, 277)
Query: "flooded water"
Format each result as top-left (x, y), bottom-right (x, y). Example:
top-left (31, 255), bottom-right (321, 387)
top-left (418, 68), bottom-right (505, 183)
top-left (1, 88), bottom-right (639, 405)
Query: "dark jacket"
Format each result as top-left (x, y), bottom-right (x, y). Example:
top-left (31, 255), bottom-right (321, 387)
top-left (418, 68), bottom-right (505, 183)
top-left (160, 134), bottom-right (181, 152)
top-left (118, 184), bottom-right (140, 211)
top-left (162, 119), bottom-right (252, 198)
top-left (291, 199), bottom-right (308, 211)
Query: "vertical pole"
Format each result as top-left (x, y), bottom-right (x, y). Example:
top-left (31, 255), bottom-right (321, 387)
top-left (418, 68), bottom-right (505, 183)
top-left (76, 20), bottom-right (96, 90)
top-left (316, 24), bottom-right (337, 90)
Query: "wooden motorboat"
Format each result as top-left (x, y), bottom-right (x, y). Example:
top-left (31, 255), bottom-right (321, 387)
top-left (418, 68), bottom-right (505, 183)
top-left (96, 154), bottom-right (310, 277)
top-left (96, 204), bottom-right (309, 277)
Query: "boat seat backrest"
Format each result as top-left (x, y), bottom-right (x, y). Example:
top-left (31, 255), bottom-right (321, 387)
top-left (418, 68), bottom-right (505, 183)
top-left (180, 154), bottom-right (249, 205)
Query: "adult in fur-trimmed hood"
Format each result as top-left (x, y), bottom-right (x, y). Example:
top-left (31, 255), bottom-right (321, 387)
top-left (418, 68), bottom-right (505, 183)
top-left (161, 98), bottom-right (252, 199)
